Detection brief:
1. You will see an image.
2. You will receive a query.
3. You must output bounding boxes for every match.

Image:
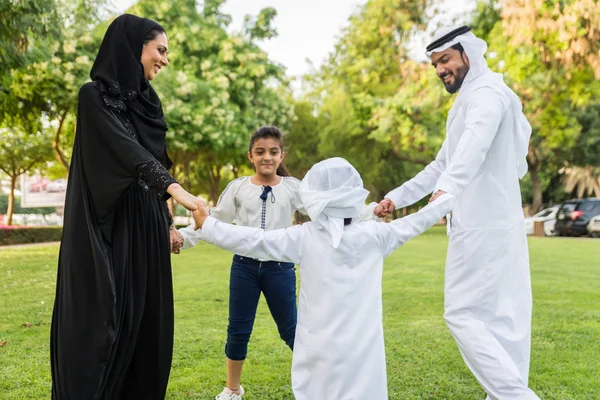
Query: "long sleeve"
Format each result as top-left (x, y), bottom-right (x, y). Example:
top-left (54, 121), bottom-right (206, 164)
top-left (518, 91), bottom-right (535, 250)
top-left (78, 83), bottom-right (176, 217)
top-left (209, 179), bottom-right (240, 223)
top-left (385, 140), bottom-right (448, 209)
top-left (199, 216), bottom-right (303, 264)
top-left (357, 202), bottom-right (381, 222)
top-left (375, 194), bottom-right (454, 257)
top-left (177, 179), bottom-right (240, 250)
top-left (434, 88), bottom-right (506, 197)
top-left (137, 160), bottom-right (177, 201)
top-left (179, 222), bottom-right (201, 250)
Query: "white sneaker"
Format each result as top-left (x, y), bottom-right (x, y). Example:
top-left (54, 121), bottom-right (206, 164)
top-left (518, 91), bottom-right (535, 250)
top-left (215, 385), bottom-right (245, 400)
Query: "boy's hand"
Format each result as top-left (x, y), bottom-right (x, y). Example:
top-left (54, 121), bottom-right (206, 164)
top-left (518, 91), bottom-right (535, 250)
top-left (429, 190), bottom-right (447, 203)
top-left (193, 203), bottom-right (209, 230)
top-left (374, 198), bottom-right (395, 217)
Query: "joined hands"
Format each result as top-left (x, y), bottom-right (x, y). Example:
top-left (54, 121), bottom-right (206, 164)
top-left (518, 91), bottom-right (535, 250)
top-left (373, 190), bottom-right (447, 218)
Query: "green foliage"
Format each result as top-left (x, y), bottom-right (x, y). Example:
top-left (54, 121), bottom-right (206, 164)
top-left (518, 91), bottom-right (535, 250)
top-left (0, 0), bottom-right (60, 79)
top-left (289, 0), bottom-right (441, 198)
top-left (0, 226), bottom-right (62, 245)
top-left (0, 194), bottom-right (55, 216)
top-left (0, 129), bottom-right (54, 178)
top-left (482, 0), bottom-right (600, 208)
top-left (129, 0), bottom-right (294, 202)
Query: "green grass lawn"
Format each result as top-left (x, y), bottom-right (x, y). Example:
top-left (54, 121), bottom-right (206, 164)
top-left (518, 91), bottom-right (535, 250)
top-left (1, 228), bottom-right (599, 399)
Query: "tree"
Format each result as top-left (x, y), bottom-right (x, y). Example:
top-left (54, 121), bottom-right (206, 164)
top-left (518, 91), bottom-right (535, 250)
top-left (130, 0), bottom-right (294, 203)
top-left (1, 0), bottom-right (106, 173)
top-left (0, 127), bottom-right (53, 225)
top-left (561, 165), bottom-right (600, 198)
top-left (0, 0), bottom-right (59, 80)
top-left (291, 0), bottom-right (439, 199)
top-left (485, 0), bottom-right (600, 211)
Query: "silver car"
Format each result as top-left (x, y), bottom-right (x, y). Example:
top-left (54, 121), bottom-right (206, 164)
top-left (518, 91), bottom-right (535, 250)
top-left (587, 215), bottom-right (600, 238)
top-left (524, 206), bottom-right (559, 236)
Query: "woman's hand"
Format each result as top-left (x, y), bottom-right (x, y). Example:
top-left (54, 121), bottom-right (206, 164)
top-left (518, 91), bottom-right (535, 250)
top-left (169, 228), bottom-right (183, 254)
top-left (167, 183), bottom-right (203, 211)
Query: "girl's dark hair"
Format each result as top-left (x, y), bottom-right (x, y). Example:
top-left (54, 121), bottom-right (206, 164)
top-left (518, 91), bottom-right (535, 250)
top-left (344, 218), bottom-right (352, 226)
top-left (144, 27), bottom-right (166, 45)
top-left (249, 126), bottom-right (289, 177)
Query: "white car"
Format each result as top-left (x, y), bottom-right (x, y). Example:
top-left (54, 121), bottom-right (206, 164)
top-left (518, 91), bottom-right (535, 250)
top-left (525, 206), bottom-right (559, 236)
top-left (587, 215), bottom-right (600, 238)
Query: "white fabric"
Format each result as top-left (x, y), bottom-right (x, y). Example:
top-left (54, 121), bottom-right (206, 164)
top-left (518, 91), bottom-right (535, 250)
top-left (300, 157), bottom-right (369, 248)
top-left (199, 192), bottom-right (454, 400)
top-left (426, 27), bottom-right (531, 179)
top-left (179, 176), bottom-right (303, 256)
top-left (386, 28), bottom-right (539, 400)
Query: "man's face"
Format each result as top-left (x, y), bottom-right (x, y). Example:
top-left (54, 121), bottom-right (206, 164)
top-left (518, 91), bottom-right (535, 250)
top-left (430, 47), bottom-right (470, 94)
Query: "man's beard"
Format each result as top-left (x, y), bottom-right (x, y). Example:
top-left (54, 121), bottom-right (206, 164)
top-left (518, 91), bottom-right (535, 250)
top-left (441, 63), bottom-right (469, 94)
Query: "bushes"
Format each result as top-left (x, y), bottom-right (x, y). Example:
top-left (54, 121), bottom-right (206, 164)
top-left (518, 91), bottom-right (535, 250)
top-left (0, 226), bottom-right (63, 246)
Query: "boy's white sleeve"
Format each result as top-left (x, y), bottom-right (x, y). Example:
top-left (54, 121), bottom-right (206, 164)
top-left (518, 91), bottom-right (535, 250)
top-left (179, 179), bottom-right (240, 250)
top-left (179, 223), bottom-right (202, 250)
top-left (375, 194), bottom-right (454, 257)
top-left (199, 217), bottom-right (303, 265)
top-left (357, 202), bottom-right (382, 222)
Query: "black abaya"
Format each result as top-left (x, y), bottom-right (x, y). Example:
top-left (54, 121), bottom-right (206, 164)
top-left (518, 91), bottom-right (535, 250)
top-left (50, 81), bottom-right (176, 399)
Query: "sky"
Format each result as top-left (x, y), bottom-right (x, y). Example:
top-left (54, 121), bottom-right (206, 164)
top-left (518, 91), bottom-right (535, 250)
top-left (109, 0), bottom-right (476, 79)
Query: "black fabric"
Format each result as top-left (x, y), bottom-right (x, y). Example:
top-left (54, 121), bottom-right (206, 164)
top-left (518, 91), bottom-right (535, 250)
top-left (426, 25), bottom-right (472, 52)
top-left (90, 13), bottom-right (172, 169)
top-left (50, 79), bottom-right (177, 400)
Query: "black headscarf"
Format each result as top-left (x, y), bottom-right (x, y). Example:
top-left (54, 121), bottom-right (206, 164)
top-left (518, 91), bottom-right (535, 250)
top-left (90, 14), bottom-right (172, 168)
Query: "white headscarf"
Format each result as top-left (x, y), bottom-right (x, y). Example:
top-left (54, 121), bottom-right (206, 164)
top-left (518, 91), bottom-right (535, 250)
top-left (426, 27), bottom-right (532, 179)
top-left (300, 158), bottom-right (369, 248)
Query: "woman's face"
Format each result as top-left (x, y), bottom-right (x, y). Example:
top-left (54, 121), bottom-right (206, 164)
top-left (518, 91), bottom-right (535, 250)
top-left (141, 31), bottom-right (169, 81)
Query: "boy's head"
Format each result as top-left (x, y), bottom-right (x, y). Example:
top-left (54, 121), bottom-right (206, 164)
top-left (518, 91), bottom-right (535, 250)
top-left (300, 158), bottom-right (369, 248)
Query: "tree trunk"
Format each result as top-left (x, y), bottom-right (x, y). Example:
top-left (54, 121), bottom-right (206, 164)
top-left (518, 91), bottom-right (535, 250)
top-left (529, 160), bottom-right (543, 214)
top-left (52, 107), bottom-right (70, 171)
top-left (208, 163), bottom-right (222, 205)
top-left (7, 175), bottom-right (16, 226)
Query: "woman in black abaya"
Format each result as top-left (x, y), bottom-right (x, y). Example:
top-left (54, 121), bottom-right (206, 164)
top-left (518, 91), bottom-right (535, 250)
top-left (50, 14), bottom-right (200, 399)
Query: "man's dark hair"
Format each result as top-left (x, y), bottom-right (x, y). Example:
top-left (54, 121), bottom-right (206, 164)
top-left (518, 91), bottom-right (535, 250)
top-left (451, 43), bottom-right (465, 55)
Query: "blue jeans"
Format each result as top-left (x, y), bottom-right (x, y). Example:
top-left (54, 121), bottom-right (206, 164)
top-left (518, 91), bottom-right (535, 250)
top-left (225, 254), bottom-right (297, 360)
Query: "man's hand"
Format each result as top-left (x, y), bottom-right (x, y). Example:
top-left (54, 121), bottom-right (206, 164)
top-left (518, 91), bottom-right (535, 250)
top-left (193, 203), bottom-right (210, 230)
top-left (429, 190), bottom-right (447, 203)
top-left (374, 198), bottom-right (395, 218)
top-left (170, 228), bottom-right (183, 254)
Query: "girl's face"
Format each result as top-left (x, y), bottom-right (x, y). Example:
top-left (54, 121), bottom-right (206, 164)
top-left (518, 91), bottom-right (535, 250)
top-left (141, 32), bottom-right (169, 81)
top-left (248, 137), bottom-right (285, 177)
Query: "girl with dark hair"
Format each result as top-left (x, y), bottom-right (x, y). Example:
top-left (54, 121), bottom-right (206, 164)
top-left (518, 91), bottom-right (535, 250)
top-left (179, 126), bottom-right (302, 399)
top-left (50, 14), bottom-right (203, 399)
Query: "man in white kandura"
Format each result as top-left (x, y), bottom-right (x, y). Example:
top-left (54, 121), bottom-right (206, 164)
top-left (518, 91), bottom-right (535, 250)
top-left (375, 26), bottom-right (539, 400)
top-left (192, 157), bottom-right (454, 400)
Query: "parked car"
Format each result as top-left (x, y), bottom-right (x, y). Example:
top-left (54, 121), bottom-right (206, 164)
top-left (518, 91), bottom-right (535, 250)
top-left (46, 179), bottom-right (68, 193)
top-left (587, 215), bottom-right (600, 238)
top-left (524, 206), bottom-right (559, 236)
top-left (555, 198), bottom-right (600, 237)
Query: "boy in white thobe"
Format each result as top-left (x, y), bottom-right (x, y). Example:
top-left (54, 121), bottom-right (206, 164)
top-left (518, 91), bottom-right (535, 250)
top-left (192, 157), bottom-right (454, 400)
top-left (377, 26), bottom-right (539, 400)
